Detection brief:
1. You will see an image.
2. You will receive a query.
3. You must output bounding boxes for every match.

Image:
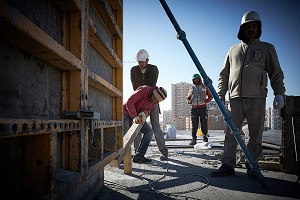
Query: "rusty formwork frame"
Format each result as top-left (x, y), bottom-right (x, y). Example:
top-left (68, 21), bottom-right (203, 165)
top-left (0, 0), bottom-right (138, 199)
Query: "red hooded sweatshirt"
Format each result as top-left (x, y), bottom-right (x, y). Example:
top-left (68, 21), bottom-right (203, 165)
top-left (123, 85), bottom-right (158, 119)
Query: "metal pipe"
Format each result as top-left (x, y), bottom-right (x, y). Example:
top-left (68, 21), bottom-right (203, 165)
top-left (159, 0), bottom-right (267, 188)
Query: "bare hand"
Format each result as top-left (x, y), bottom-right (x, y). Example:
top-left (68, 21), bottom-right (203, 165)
top-left (219, 95), bottom-right (225, 104)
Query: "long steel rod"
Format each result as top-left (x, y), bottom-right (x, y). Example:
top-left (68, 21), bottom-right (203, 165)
top-left (159, 0), bottom-right (267, 188)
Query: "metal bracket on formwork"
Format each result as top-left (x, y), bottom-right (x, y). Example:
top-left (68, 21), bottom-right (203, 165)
top-left (64, 106), bottom-right (100, 146)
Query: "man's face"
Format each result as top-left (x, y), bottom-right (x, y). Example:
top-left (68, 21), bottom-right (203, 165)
top-left (150, 93), bottom-right (159, 103)
top-left (138, 59), bottom-right (148, 70)
top-left (193, 78), bottom-right (200, 85)
top-left (243, 21), bottom-right (259, 41)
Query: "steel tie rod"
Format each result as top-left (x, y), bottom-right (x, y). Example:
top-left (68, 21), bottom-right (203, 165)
top-left (159, 0), bottom-right (268, 188)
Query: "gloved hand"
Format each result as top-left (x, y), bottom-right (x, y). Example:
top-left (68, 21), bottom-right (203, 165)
top-left (138, 112), bottom-right (147, 124)
top-left (133, 116), bottom-right (140, 124)
top-left (273, 95), bottom-right (284, 109)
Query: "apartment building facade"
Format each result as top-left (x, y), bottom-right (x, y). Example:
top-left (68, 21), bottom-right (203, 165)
top-left (171, 82), bottom-right (191, 130)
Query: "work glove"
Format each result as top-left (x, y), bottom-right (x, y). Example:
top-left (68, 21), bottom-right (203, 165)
top-left (133, 116), bottom-right (141, 124)
top-left (273, 95), bottom-right (284, 109)
top-left (138, 112), bottom-right (147, 124)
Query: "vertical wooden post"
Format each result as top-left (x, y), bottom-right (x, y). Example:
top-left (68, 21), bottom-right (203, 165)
top-left (50, 132), bottom-right (58, 200)
top-left (124, 147), bottom-right (132, 174)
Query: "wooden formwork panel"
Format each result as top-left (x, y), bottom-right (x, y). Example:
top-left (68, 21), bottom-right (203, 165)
top-left (0, 0), bottom-right (124, 199)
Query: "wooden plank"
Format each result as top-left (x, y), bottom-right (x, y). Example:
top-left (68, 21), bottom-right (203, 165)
top-left (53, 0), bottom-right (81, 12)
top-left (88, 69), bottom-right (122, 97)
top-left (68, 71), bottom-right (81, 172)
top-left (80, 0), bottom-right (89, 178)
top-left (62, 132), bottom-right (70, 170)
top-left (262, 142), bottom-right (281, 151)
top-left (90, 0), bottom-right (122, 39)
top-left (89, 123), bottom-right (141, 176)
top-left (101, 128), bottom-right (104, 160)
top-left (108, 0), bottom-right (123, 11)
top-left (118, 123), bottom-right (142, 174)
top-left (62, 71), bottom-right (71, 113)
top-left (113, 68), bottom-right (123, 116)
top-left (50, 132), bottom-right (58, 199)
top-left (69, 71), bottom-right (81, 111)
top-left (258, 161), bottom-right (281, 172)
top-left (68, 70), bottom-right (81, 170)
top-left (88, 152), bottom-right (120, 177)
top-left (123, 148), bottom-right (132, 174)
top-left (0, 0), bottom-right (82, 71)
top-left (70, 130), bottom-right (80, 171)
top-left (62, 13), bottom-right (71, 51)
top-left (88, 18), bottom-right (122, 68)
top-left (70, 11), bottom-right (82, 59)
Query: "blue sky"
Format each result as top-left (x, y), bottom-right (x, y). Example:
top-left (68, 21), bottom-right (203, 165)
top-left (123, 0), bottom-right (299, 112)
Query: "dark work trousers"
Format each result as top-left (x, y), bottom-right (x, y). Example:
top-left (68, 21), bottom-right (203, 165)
top-left (191, 106), bottom-right (208, 140)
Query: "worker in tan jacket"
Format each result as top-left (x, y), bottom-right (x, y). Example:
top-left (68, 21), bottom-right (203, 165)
top-left (211, 11), bottom-right (285, 178)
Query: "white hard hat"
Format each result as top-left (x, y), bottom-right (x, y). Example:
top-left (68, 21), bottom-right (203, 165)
top-left (136, 49), bottom-right (149, 61)
top-left (240, 11), bottom-right (261, 26)
top-left (153, 87), bottom-right (167, 102)
top-left (238, 11), bottom-right (262, 40)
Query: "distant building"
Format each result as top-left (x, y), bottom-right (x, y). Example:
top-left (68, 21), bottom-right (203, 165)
top-left (171, 82), bottom-right (191, 130)
top-left (266, 107), bottom-right (282, 130)
top-left (162, 110), bottom-right (172, 129)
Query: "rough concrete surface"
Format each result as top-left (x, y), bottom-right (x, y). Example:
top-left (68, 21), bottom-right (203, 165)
top-left (96, 130), bottom-right (299, 200)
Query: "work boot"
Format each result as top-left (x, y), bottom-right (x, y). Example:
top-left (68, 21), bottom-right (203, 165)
top-left (245, 163), bottom-right (258, 180)
top-left (211, 164), bottom-right (235, 177)
top-left (189, 139), bottom-right (197, 145)
top-left (203, 135), bottom-right (208, 142)
top-left (133, 155), bottom-right (152, 163)
top-left (160, 154), bottom-right (168, 161)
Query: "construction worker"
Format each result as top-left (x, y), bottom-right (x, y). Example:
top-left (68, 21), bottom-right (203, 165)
top-left (211, 11), bottom-right (285, 178)
top-left (123, 86), bottom-right (167, 163)
top-left (187, 73), bottom-right (213, 145)
top-left (130, 49), bottom-right (169, 161)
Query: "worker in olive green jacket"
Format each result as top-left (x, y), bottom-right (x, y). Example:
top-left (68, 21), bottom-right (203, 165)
top-left (130, 49), bottom-right (168, 161)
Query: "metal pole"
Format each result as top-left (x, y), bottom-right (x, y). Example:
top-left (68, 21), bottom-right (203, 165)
top-left (159, 0), bottom-right (267, 188)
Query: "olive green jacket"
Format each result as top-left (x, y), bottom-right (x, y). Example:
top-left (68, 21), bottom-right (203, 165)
top-left (130, 64), bottom-right (159, 90)
top-left (218, 39), bottom-right (285, 99)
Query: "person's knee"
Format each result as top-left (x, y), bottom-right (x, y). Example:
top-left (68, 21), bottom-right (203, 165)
top-left (148, 131), bottom-right (154, 138)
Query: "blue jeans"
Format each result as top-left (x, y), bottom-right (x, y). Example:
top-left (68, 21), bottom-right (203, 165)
top-left (134, 105), bottom-right (168, 156)
top-left (123, 114), bottom-right (153, 156)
